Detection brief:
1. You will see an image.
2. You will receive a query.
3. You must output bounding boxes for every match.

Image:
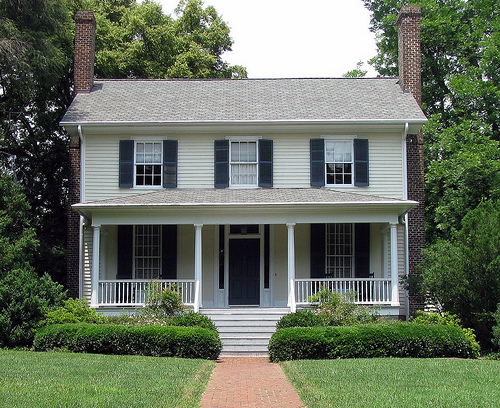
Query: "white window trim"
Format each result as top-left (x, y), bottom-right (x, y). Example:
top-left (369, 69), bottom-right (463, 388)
top-left (225, 136), bottom-right (262, 189)
top-left (321, 135), bottom-right (357, 188)
top-left (133, 140), bottom-right (163, 189)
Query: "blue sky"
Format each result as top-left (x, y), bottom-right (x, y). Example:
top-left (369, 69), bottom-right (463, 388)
top-left (156, 0), bottom-right (378, 78)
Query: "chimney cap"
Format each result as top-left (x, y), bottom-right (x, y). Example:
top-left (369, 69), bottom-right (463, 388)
top-left (396, 5), bottom-right (422, 26)
top-left (75, 11), bottom-right (96, 22)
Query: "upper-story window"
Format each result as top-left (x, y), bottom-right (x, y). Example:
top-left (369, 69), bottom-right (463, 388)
top-left (214, 138), bottom-right (273, 188)
top-left (310, 137), bottom-right (368, 187)
top-left (325, 140), bottom-right (353, 186)
top-left (119, 139), bottom-right (178, 189)
top-left (135, 142), bottom-right (162, 186)
top-left (230, 141), bottom-right (258, 187)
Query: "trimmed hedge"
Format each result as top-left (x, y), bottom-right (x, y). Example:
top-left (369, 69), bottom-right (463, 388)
top-left (33, 324), bottom-right (222, 359)
top-left (268, 322), bottom-right (479, 362)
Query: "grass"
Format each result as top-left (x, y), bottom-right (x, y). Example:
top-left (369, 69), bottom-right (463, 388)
top-left (0, 349), bottom-right (215, 408)
top-left (282, 358), bottom-right (500, 408)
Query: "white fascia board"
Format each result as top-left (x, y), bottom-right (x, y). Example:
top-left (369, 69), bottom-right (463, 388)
top-left (74, 200), bottom-right (418, 227)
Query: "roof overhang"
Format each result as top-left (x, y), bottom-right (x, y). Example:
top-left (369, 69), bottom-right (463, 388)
top-left (73, 189), bottom-right (418, 226)
top-left (61, 118), bottom-right (426, 137)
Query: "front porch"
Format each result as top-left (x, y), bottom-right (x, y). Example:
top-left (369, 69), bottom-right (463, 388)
top-left (75, 188), bottom-right (416, 317)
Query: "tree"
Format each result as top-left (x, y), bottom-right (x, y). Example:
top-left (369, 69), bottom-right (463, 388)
top-left (1, 0), bottom-right (246, 286)
top-left (363, 0), bottom-right (500, 241)
top-left (0, 174), bottom-right (66, 347)
top-left (419, 200), bottom-right (500, 347)
top-left (342, 61), bottom-right (368, 78)
top-left (0, 174), bottom-right (39, 276)
top-left (72, 0), bottom-right (247, 79)
top-left (0, 0), bottom-right (74, 284)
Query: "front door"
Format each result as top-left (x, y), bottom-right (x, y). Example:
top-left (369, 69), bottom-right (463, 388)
top-left (229, 238), bottom-right (260, 305)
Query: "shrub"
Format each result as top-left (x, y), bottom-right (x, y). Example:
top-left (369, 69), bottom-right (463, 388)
top-left (34, 323), bottom-right (222, 359)
top-left (170, 312), bottom-right (218, 331)
top-left (42, 298), bottom-right (106, 325)
top-left (268, 322), bottom-right (480, 362)
top-left (411, 310), bottom-right (480, 356)
top-left (0, 268), bottom-right (66, 347)
top-left (276, 290), bottom-right (380, 330)
top-left (308, 288), bottom-right (380, 326)
top-left (277, 310), bottom-right (322, 329)
top-left (142, 284), bottom-right (188, 318)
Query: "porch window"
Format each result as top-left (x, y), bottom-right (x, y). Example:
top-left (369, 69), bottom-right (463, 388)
top-left (134, 225), bottom-right (162, 279)
top-left (326, 223), bottom-right (353, 278)
top-left (230, 141), bottom-right (258, 186)
top-left (135, 142), bottom-right (162, 186)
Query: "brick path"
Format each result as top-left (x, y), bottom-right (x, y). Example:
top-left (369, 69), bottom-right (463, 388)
top-left (201, 357), bottom-right (306, 408)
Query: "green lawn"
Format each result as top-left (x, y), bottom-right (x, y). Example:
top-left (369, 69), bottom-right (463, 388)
top-left (282, 358), bottom-right (500, 408)
top-left (0, 350), bottom-right (215, 408)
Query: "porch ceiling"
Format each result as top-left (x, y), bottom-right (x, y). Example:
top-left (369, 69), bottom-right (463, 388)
top-left (74, 188), bottom-right (417, 226)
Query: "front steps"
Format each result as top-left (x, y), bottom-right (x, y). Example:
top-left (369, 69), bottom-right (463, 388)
top-left (201, 308), bottom-right (289, 357)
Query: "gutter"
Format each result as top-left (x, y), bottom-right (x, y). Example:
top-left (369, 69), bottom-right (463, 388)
top-left (402, 122), bottom-right (410, 321)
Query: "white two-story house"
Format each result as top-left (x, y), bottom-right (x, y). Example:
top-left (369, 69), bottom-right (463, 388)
top-left (63, 7), bottom-right (426, 320)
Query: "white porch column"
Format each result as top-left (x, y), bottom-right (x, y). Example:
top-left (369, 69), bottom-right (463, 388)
top-left (390, 223), bottom-right (400, 306)
top-left (287, 223), bottom-right (296, 313)
top-left (90, 225), bottom-right (100, 307)
top-left (194, 224), bottom-right (203, 313)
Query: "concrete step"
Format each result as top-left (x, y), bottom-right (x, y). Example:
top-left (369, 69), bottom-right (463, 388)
top-left (200, 307), bottom-right (289, 357)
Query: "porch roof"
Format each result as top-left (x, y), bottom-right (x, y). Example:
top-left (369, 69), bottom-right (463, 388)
top-left (74, 188), bottom-right (417, 226)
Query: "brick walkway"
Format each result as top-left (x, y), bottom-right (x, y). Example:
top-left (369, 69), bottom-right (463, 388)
top-left (201, 357), bottom-right (306, 408)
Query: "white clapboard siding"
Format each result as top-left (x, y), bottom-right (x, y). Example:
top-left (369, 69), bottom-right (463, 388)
top-left (83, 130), bottom-right (405, 202)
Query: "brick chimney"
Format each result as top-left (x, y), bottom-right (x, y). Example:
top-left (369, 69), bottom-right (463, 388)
top-left (74, 11), bottom-right (96, 94)
top-left (67, 11), bottom-right (95, 297)
top-left (397, 6), bottom-right (422, 107)
top-left (397, 5), bottom-right (425, 316)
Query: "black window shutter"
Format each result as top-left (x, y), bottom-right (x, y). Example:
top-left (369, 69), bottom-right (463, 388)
top-left (117, 225), bottom-right (133, 279)
top-left (258, 139), bottom-right (273, 187)
top-left (119, 140), bottom-right (134, 188)
top-left (310, 223), bottom-right (326, 278)
top-left (163, 140), bottom-right (178, 188)
top-left (354, 139), bottom-right (369, 186)
top-left (162, 225), bottom-right (177, 279)
top-left (214, 140), bottom-right (229, 188)
top-left (354, 223), bottom-right (370, 278)
top-left (310, 139), bottom-right (325, 186)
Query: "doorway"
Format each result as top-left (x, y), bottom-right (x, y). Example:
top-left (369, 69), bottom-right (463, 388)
top-left (228, 238), bottom-right (260, 305)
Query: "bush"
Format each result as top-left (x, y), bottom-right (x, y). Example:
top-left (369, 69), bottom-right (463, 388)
top-left (277, 310), bottom-right (322, 329)
top-left (276, 290), bottom-right (380, 330)
top-left (0, 268), bottom-right (66, 347)
top-left (42, 298), bottom-right (106, 325)
top-left (268, 322), bottom-right (480, 362)
top-left (34, 323), bottom-right (222, 359)
top-left (411, 310), bottom-right (480, 356)
top-left (142, 284), bottom-right (188, 318)
top-left (308, 289), bottom-right (380, 326)
top-left (170, 312), bottom-right (218, 331)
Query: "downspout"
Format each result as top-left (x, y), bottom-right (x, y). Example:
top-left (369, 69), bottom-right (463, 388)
top-left (402, 122), bottom-right (410, 320)
top-left (77, 125), bottom-right (85, 298)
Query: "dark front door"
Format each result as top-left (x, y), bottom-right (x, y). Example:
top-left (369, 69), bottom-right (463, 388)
top-left (229, 238), bottom-right (260, 305)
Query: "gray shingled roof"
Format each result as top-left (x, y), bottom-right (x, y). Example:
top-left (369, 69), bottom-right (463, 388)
top-left (76, 188), bottom-right (414, 207)
top-left (61, 78), bottom-right (427, 125)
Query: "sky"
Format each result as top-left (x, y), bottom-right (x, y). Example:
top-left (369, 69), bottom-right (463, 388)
top-left (156, 0), bottom-right (378, 78)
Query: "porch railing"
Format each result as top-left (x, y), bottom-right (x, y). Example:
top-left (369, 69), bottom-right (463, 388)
top-left (98, 279), bottom-right (195, 307)
top-left (295, 278), bottom-right (392, 305)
